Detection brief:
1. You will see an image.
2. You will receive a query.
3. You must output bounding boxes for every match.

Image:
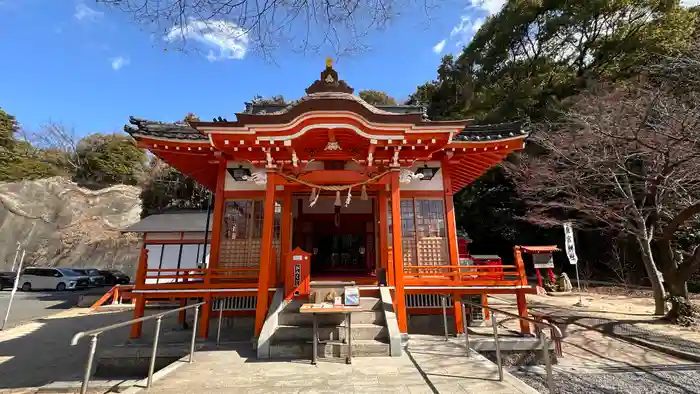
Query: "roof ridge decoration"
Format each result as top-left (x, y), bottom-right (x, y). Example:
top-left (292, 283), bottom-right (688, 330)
top-left (264, 92), bottom-right (402, 117)
top-left (304, 58), bottom-right (354, 95)
top-left (124, 116), bottom-right (209, 141)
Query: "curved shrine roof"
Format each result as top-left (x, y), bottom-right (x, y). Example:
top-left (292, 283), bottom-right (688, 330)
top-left (123, 61), bottom-right (529, 193)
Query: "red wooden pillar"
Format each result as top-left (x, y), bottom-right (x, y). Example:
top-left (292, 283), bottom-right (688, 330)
top-left (208, 159), bottom-right (228, 274)
top-left (255, 172), bottom-right (277, 336)
top-left (130, 246), bottom-right (148, 338)
top-left (279, 189), bottom-right (293, 286)
top-left (197, 159), bottom-right (227, 339)
top-left (389, 171), bottom-right (407, 332)
top-left (178, 298), bottom-right (187, 325)
top-left (378, 190), bottom-right (392, 286)
top-left (198, 294), bottom-right (212, 338)
top-left (442, 159), bottom-right (463, 334)
top-left (514, 246), bottom-right (531, 334)
top-left (481, 294), bottom-right (490, 320)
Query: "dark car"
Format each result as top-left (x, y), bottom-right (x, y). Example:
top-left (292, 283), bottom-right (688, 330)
top-left (99, 270), bottom-right (130, 286)
top-left (0, 271), bottom-right (16, 291)
top-left (71, 268), bottom-right (105, 287)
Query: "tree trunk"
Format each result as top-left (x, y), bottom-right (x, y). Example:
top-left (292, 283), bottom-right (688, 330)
top-left (637, 236), bottom-right (667, 315)
top-left (666, 276), bottom-right (689, 321)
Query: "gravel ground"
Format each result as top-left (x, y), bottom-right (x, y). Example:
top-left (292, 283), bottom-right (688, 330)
top-left (510, 366), bottom-right (700, 394)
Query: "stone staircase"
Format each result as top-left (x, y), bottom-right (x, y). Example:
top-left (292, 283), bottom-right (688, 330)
top-left (268, 296), bottom-right (392, 359)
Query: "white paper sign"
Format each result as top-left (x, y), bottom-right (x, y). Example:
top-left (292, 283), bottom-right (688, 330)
top-left (533, 254), bottom-right (554, 269)
top-left (563, 222), bottom-right (578, 265)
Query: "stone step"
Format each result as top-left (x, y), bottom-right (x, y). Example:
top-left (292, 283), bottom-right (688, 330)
top-left (274, 323), bottom-right (388, 341)
top-left (269, 339), bottom-right (391, 359)
top-left (278, 310), bottom-right (385, 326)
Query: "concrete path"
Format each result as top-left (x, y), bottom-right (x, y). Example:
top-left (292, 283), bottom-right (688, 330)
top-left (0, 288), bottom-right (101, 329)
top-left (145, 335), bottom-right (537, 394)
top-left (0, 306), bottom-right (184, 392)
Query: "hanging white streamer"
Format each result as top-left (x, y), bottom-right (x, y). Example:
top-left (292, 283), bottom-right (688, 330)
top-left (309, 188), bottom-right (320, 207)
top-left (334, 191), bottom-right (341, 206)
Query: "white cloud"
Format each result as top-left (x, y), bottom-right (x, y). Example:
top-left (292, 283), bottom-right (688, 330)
top-left (470, 0), bottom-right (507, 15)
top-left (446, 0), bottom-right (505, 51)
top-left (165, 19), bottom-right (249, 61)
top-left (432, 39), bottom-right (446, 54)
top-left (681, 0), bottom-right (700, 6)
top-left (451, 16), bottom-right (484, 39)
top-left (111, 56), bottom-right (130, 70)
top-left (74, 3), bottom-right (103, 22)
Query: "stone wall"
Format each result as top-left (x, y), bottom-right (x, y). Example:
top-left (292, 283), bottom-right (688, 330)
top-left (0, 177), bottom-right (142, 277)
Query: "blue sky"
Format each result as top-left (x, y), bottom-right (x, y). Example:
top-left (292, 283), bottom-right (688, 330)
top-left (0, 0), bottom-right (503, 138)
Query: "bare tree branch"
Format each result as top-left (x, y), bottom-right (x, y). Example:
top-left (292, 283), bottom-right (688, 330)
top-left (98, 0), bottom-right (438, 59)
top-left (29, 122), bottom-right (81, 171)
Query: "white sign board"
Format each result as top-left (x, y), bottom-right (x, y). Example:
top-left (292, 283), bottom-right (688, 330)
top-left (563, 222), bottom-right (578, 265)
top-left (533, 254), bottom-right (554, 269)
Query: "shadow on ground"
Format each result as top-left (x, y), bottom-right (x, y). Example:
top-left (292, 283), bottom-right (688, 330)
top-left (0, 309), bottom-right (165, 390)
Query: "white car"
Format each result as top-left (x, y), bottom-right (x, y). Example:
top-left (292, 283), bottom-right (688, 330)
top-left (19, 267), bottom-right (91, 291)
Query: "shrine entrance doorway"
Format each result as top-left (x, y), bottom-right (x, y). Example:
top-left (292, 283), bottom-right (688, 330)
top-left (292, 195), bottom-right (377, 277)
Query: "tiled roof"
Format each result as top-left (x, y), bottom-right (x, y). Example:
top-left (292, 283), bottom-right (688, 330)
top-left (122, 211), bottom-right (213, 233)
top-left (244, 101), bottom-right (426, 116)
top-left (455, 121), bottom-right (527, 141)
top-left (124, 116), bottom-right (208, 141)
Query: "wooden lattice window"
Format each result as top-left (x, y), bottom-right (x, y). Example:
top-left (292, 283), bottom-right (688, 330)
top-left (388, 198), bottom-right (447, 267)
top-left (219, 199), bottom-right (282, 269)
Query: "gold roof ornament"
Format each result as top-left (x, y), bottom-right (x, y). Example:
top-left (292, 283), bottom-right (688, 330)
top-left (305, 56), bottom-right (353, 94)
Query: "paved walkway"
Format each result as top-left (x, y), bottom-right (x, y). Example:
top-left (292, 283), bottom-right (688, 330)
top-left (0, 307), bottom-right (183, 393)
top-left (147, 335), bottom-right (537, 394)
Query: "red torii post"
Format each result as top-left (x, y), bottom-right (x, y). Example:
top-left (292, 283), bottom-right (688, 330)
top-left (521, 245), bottom-right (561, 291)
top-left (513, 245), bottom-right (560, 335)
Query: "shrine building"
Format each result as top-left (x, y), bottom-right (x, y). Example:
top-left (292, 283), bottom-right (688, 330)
top-left (122, 60), bottom-right (533, 354)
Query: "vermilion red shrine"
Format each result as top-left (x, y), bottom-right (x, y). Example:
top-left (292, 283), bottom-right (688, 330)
top-left (123, 61), bottom-right (532, 345)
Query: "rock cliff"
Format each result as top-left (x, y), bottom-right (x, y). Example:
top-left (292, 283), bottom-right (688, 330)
top-left (0, 177), bottom-right (142, 277)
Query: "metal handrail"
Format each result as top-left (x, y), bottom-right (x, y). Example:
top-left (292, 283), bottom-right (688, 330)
top-left (71, 301), bottom-right (206, 394)
top-left (460, 299), bottom-right (563, 338)
top-left (459, 298), bottom-right (560, 393)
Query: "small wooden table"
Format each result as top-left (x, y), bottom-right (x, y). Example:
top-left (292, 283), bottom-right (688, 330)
top-left (299, 304), bottom-right (363, 365)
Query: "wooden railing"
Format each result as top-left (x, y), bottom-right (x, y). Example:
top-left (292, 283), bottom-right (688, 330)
top-left (90, 284), bottom-right (135, 310)
top-left (403, 264), bottom-right (524, 287)
top-left (140, 267), bottom-right (260, 289)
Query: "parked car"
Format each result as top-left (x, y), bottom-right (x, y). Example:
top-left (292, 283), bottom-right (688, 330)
top-left (0, 271), bottom-right (16, 291)
top-left (71, 268), bottom-right (105, 287)
top-left (98, 270), bottom-right (130, 285)
top-left (19, 267), bottom-right (90, 291)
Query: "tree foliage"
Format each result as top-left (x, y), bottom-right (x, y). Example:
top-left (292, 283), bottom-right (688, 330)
top-left (74, 133), bottom-right (147, 187)
top-left (0, 108), bottom-right (18, 149)
top-left (250, 94), bottom-right (287, 105)
top-left (358, 90), bottom-right (397, 105)
top-left (140, 159), bottom-right (211, 218)
top-left (410, 0), bottom-right (700, 292)
top-left (411, 1), bottom-right (696, 122)
top-left (514, 79), bottom-right (700, 314)
top-left (0, 112), bottom-right (70, 182)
